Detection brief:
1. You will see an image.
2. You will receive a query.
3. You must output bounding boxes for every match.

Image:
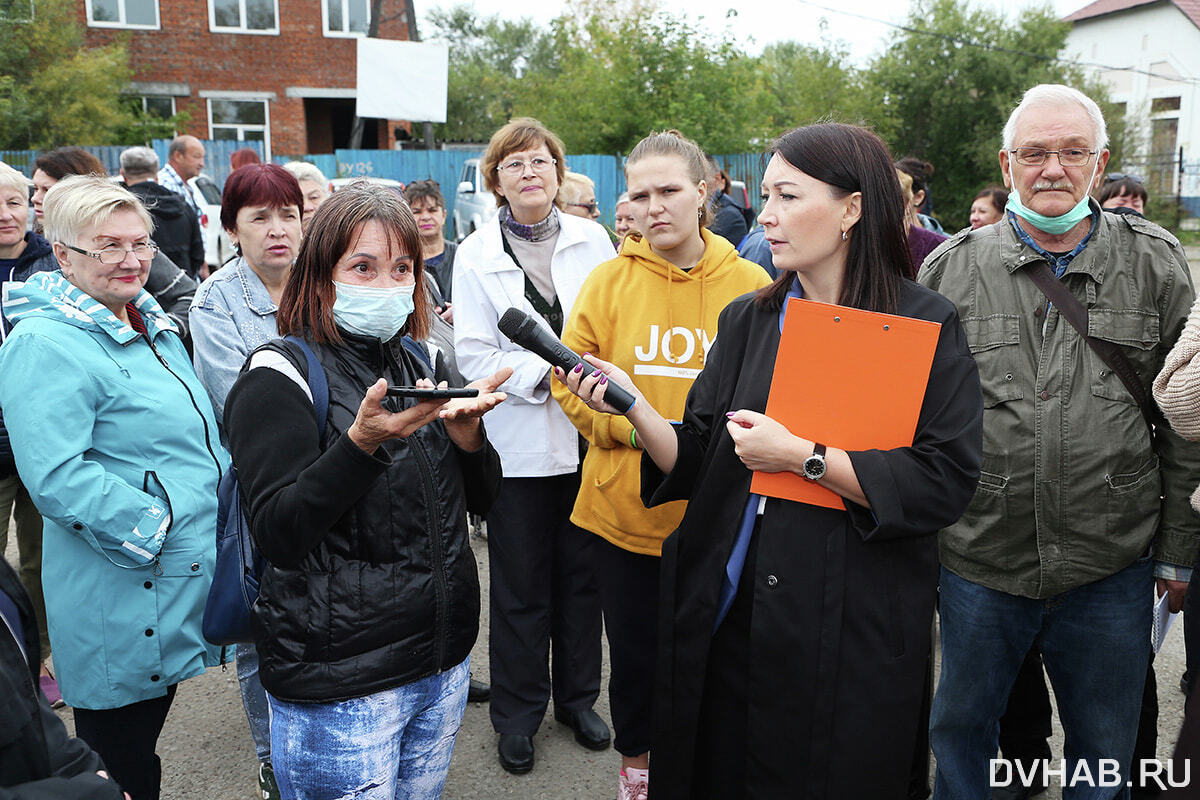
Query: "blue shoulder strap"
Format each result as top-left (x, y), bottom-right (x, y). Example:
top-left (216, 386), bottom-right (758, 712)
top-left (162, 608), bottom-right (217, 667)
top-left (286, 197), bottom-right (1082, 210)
top-left (283, 336), bottom-right (329, 431)
top-left (401, 335), bottom-right (433, 372)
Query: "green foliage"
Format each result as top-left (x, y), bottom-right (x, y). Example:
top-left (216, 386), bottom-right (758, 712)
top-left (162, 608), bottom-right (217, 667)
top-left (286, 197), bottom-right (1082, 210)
top-left (0, 0), bottom-right (171, 150)
top-left (758, 34), bottom-right (876, 133)
top-left (865, 0), bottom-right (1087, 230)
top-left (427, 3), bottom-right (770, 155)
top-left (427, 6), bottom-right (559, 144)
top-left (514, 10), bottom-right (770, 155)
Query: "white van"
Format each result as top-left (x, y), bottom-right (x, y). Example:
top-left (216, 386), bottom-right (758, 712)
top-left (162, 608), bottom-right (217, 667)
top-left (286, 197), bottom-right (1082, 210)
top-left (453, 159), bottom-right (496, 242)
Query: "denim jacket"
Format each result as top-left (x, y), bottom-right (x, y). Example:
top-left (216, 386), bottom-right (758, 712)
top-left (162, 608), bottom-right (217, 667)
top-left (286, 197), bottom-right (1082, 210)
top-left (190, 258), bottom-right (279, 427)
top-left (919, 203), bottom-right (1200, 599)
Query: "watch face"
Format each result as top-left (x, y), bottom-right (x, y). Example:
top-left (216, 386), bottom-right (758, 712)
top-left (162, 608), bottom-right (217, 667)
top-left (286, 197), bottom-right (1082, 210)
top-left (803, 455), bottom-right (826, 480)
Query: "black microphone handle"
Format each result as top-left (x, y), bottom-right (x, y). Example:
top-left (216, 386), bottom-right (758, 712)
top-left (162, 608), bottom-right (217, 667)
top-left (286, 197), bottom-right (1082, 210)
top-left (498, 310), bottom-right (636, 413)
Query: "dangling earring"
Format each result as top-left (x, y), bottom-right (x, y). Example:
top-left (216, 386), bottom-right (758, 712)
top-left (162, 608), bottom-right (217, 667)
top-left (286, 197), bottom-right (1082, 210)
top-left (841, 230), bottom-right (848, 241)
top-left (697, 207), bottom-right (703, 220)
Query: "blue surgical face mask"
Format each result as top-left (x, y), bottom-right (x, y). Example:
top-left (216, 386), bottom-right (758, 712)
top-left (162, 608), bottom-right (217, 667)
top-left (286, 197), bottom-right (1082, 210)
top-left (332, 280), bottom-right (415, 341)
top-left (1005, 162), bottom-right (1099, 235)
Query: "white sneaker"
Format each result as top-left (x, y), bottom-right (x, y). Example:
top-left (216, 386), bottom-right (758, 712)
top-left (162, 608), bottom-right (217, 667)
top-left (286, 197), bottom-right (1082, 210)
top-left (619, 767), bottom-right (649, 800)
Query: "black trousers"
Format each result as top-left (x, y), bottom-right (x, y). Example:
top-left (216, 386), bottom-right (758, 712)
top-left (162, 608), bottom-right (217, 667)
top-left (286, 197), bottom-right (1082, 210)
top-left (593, 535), bottom-right (660, 758)
top-left (73, 684), bottom-right (178, 800)
top-left (487, 473), bottom-right (602, 735)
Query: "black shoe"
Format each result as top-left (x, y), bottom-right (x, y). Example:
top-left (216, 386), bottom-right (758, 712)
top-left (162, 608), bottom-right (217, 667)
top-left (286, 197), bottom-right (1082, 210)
top-left (468, 677), bottom-right (491, 703)
top-left (498, 734), bottom-right (534, 774)
top-left (553, 706), bottom-right (611, 751)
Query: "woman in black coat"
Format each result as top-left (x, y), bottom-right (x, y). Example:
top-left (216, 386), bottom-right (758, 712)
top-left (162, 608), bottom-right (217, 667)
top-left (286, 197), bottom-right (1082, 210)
top-left (558, 123), bottom-right (983, 798)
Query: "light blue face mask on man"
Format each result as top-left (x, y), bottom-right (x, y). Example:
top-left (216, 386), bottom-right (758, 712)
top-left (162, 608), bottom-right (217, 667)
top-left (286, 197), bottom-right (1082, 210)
top-left (332, 281), bottom-right (415, 341)
top-left (1005, 161), bottom-right (1099, 235)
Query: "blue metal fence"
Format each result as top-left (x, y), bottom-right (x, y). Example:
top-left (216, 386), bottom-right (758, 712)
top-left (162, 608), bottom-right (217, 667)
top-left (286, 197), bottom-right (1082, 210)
top-left (0, 143), bottom-right (769, 231)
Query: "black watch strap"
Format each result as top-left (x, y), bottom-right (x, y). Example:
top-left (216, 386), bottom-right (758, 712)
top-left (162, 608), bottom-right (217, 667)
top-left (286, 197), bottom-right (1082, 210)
top-left (813, 442), bottom-right (827, 459)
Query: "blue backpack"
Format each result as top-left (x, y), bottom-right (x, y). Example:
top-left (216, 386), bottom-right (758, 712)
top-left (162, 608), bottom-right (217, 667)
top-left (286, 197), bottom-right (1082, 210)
top-left (201, 335), bottom-right (433, 647)
top-left (202, 336), bottom-right (328, 647)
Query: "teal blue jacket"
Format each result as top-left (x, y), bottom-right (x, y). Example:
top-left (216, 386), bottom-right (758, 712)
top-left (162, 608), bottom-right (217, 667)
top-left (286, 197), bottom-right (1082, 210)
top-left (0, 271), bottom-right (226, 709)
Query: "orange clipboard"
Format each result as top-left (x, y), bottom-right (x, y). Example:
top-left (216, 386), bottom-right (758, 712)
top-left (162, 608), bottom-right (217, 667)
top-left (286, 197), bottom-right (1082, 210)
top-left (748, 297), bottom-right (942, 509)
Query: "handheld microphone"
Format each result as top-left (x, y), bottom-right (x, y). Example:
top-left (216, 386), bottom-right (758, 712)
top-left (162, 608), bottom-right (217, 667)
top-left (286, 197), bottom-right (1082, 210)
top-left (497, 307), bottom-right (636, 414)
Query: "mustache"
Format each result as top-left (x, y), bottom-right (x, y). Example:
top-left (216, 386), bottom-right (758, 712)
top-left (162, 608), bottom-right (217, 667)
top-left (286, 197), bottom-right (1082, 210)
top-left (1032, 180), bottom-right (1075, 192)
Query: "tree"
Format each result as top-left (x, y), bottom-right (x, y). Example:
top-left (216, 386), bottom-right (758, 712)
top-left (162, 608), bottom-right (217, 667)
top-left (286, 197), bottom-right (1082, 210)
top-left (515, 8), bottom-right (770, 155)
top-left (426, 4), bottom-right (771, 155)
top-left (866, 0), bottom-right (1096, 230)
top-left (758, 33), bottom-right (876, 134)
top-left (426, 5), bottom-right (558, 143)
top-left (0, 0), bottom-right (178, 150)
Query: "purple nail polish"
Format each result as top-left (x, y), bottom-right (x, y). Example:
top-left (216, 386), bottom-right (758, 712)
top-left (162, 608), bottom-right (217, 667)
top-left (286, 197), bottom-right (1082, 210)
top-left (725, 412), bottom-right (736, 418)
top-left (573, 363), bottom-right (584, 373)
top-left (599, 375), bottom-right (608, 384)
top-left (591, 369), bottom-right (601, 378)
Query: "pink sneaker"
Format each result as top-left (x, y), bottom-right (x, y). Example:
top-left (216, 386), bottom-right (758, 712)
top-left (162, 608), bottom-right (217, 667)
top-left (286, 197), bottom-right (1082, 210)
top-left (618, 767), bottom-right (648, 800)
top-left (39, 672), bottom-right (64, 708)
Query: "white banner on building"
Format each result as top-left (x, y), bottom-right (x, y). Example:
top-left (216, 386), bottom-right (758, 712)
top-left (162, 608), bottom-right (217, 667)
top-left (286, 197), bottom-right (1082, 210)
top-left (355, 39), bottom-right (448, 122)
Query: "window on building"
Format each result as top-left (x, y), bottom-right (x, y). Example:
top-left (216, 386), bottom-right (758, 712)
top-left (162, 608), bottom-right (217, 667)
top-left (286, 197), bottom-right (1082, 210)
top-left (133, 96), bottom-right (176, 119)
top-left (0, 0), bottom-right (34, 22)
top-left (1149, 117), bottom-right (1179, 196)
top-left (87, 0), bottom-right (158, 28)
top-left (324, 0), bottom-right (369, 35)
top-left (209, 98), bottom-right (270, 152)
top-left (209, 0), bottom-right (277, 33)
top-left (1151, 96), bottom-right (1182, 113)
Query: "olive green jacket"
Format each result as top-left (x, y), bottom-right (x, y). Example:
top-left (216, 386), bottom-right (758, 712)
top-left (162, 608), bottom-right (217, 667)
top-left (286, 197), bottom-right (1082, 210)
top-left (918, 207), bottom-right (1200, 598)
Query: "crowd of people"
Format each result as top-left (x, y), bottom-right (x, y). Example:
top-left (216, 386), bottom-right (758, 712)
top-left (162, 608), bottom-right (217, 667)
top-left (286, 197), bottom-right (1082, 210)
top-left (2, 81), bottom-right (1200, 800)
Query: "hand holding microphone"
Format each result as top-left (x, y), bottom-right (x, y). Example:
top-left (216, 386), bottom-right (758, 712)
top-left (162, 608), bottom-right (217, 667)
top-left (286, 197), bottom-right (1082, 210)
top-left (497, 307), bottom-right (638, 414)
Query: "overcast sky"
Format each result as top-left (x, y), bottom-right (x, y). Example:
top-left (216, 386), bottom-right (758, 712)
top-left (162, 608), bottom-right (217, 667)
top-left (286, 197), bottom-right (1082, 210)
top-left (419, 0), bottom-right (1090, 64)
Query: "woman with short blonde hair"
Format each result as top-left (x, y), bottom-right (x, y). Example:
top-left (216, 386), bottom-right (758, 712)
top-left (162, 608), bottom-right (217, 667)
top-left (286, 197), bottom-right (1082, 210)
top-left (0, 174), bottom-right (225, 800)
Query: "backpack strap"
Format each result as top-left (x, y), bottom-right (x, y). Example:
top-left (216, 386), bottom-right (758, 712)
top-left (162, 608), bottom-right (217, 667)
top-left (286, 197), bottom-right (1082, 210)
top-left (282, 335), bottom-right (329, 432)
top-left (401, 334), bottom-right (433, 374)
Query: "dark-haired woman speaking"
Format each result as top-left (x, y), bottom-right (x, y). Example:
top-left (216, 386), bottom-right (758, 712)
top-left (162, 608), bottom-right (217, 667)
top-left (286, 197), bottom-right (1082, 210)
top-left (558, 122), bottom-right (983, 798)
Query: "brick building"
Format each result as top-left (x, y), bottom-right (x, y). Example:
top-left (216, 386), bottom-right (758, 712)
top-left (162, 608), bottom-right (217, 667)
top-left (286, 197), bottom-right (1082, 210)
top-left (79, 0), bottom-right (413, 156)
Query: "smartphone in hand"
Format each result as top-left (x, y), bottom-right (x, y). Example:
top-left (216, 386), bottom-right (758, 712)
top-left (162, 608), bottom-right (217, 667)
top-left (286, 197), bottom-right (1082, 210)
top-left (386, 387), bottom-right (479, 399)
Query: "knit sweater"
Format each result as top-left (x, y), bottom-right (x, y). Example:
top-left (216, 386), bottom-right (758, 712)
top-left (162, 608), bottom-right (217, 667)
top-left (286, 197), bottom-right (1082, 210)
top-left (1154, 294), bottom-right (1200, 510)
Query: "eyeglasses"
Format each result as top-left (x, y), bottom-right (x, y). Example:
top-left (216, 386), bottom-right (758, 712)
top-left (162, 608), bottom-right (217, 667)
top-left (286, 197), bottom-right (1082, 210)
top-left (1105, 172), bottom-right (1144, 184)
top-left (1009, 147), bottom-right (1097, 167)
top-left (569, 202), bottom-right (598, 214)
top-left (62, 242), bottom-right (158, 265)
top-left (496, 157), bottom-right (557, 176)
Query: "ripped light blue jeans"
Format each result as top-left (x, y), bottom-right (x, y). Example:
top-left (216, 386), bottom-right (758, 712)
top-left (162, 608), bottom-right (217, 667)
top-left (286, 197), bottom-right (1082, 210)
top-left (267, 658), bottom-right (469, 800)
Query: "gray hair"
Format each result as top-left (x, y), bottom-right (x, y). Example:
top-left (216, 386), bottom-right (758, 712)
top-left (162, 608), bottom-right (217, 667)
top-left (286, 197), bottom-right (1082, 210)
top-left (120, 146), bottom-right (159, 177)
top-left (1002, 84), bottom-right (1108, 151)
top-left (0, 162), bottom-right (31, 196)
top-left (283, 161), bottom-right (328, 187)
top-left (44, 175), bottom-right (153, 247)
top-left (616, 192), bottom-right (630, 206)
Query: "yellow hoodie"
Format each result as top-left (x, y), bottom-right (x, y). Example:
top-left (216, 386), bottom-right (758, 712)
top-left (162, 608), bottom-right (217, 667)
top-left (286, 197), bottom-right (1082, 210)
top-left (552, 228), bottom-right (772, 556)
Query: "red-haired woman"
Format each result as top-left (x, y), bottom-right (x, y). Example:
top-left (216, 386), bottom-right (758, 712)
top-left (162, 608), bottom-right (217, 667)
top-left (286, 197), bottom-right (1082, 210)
top-left (223, 182), bottom-right (509, 799)
top-left (189, 162), bottom-right (303, 796)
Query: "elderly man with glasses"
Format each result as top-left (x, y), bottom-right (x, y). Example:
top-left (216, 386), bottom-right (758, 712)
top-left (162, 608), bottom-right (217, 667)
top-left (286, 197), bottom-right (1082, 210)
top-left (919, 84), bottom-right (1200, 800)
